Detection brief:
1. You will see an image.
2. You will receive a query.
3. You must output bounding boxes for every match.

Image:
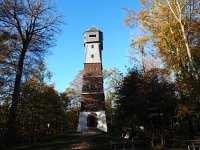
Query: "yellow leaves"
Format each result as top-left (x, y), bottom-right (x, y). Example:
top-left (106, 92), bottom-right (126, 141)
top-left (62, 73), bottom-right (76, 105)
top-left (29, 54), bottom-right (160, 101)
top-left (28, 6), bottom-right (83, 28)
top-left (122, 8), bottom-right (137, 28)
top-left (133, 34), bottom-right (159, 45)
top-left (124, 17), bottom-right (133, 24)
top-left (125, 0), bottom-right (199, 80)
top-left (176, 104), bottom-right (191, 118)
top-left (140, 0), bottom-right (147, 6)
top-left (0, 53), bottom-right (5, 57)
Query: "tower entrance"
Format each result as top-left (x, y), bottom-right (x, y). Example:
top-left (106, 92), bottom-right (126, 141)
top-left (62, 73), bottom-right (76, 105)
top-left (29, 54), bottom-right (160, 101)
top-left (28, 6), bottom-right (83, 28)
top-left (87, 114), bottom-right (97, 128)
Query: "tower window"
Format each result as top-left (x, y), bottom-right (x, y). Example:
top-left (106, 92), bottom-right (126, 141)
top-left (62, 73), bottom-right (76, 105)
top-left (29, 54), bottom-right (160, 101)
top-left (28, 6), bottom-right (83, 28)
top-left (91, 54), bottom-right (94, 58)
top-left (88, 83), bottom-right (91, 89)
top-left (91, 45), bottom-right (94, 48)
top-left (94, 84), bottom-right (98, 89)
top-left (89, 34), bottom-right (96, 37)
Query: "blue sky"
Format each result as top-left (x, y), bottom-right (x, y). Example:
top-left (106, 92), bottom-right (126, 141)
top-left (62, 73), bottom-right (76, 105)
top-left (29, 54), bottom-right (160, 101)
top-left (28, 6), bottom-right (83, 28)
top-left (45, 0), bottom-right (141, 92)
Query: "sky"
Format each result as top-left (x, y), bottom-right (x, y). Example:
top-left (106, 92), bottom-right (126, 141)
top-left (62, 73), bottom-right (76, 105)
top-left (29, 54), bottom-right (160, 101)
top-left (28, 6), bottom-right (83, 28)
top-left (45, 0), bottom-right (142, 92)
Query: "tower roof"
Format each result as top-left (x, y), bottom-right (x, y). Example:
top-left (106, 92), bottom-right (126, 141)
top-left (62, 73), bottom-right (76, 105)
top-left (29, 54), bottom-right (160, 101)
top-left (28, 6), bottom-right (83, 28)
top-left (87, 26), bottom-right (100, 32)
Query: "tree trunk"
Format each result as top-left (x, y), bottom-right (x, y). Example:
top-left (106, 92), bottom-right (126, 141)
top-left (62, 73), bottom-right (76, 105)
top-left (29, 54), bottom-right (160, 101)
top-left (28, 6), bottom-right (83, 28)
top-left (7, 48), bottom-right (26, 143)
top-left (179, 22), bottom-right (195, 72)
top-left (187, 115), bottom-right (195, 139)
top-left (167, 0), bottom-right (197, 77)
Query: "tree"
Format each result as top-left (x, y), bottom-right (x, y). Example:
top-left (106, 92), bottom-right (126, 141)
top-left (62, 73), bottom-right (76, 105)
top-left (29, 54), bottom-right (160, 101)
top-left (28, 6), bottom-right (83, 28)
top-left (103, 68), bottom-right (123, 132)
top-left (67, 70), bottom-right (83, 110)
top-left (69, 70), bottom-right (83, 94)
top-left (165, 0), bottom-right (199, 73)
top-left (103, 68), bottom-right (123, 94)
top-left (124, 0), bottom-right (200, 79)
top-left (0, 100), bottom-right (9, 143)
top-left (116, 68), bottom-right (178, 147)
top-left (17, 80), bottom-right (66, 141)
top-left (103, 68), bottom-right (123, 107)
top-left (59, 70), bottom-right (83, 131)
top-left (124, 0), bottom-right (200, 139)
top-left (16, 63), bottom-right (66, 141)
top-left (0, 0), bottom-right (62, 142)
top-left (59, 89), bottom-right (80, 132)
top-left (0, 32), bottom-right (17, 102)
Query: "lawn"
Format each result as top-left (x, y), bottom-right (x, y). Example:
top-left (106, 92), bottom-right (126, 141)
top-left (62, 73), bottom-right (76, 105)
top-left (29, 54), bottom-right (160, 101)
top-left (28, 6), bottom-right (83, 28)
top-left (2, 133), bottom-right (114, 150)
top-left (1, 133), bottom-right (188, 150)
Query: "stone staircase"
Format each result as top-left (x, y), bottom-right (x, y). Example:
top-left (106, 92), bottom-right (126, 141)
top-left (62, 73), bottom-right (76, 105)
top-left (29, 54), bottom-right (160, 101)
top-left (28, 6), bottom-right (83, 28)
top-left (80, 127), bottom-right (102, 136)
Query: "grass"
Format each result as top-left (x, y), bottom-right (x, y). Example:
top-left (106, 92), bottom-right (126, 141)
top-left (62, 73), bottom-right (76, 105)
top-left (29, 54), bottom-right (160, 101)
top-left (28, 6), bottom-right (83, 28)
top-left (2, 133), bottom-right (114, 150)
top-left (1, 133), bottom-right (188, 150)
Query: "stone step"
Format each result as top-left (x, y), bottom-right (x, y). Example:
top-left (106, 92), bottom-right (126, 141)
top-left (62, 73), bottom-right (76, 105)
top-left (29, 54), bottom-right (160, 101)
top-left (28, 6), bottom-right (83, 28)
top-left (81, 127), bottom-right (102, 136)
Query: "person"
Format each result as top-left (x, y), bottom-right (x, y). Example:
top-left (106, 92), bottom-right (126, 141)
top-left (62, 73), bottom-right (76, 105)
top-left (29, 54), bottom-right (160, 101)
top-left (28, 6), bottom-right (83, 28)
top-left (124, 129), bottom-right (130, 139)
top-left (121, 128), bottom-right (126, 138)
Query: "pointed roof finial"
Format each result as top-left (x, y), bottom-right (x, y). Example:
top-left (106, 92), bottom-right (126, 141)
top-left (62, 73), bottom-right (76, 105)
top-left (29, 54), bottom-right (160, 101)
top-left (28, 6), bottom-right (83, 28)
top-left (87, 25), bottom-right (99, 31)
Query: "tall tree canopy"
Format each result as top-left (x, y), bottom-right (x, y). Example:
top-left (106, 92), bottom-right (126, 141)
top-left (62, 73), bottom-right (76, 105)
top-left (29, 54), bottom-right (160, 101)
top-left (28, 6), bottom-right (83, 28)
top-left (124, 0), bottom-right (200, 80)
top-left (116, 68), bottom-right (178, 147)
top-left (124, 0), bottom-right (200, 143)
top-left (0, 0), bottom-right (62, 142)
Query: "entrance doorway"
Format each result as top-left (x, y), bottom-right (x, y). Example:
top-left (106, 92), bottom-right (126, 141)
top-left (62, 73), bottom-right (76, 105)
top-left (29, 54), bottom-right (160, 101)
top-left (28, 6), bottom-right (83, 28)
top-left (87, 114), bottom-right (97, 128)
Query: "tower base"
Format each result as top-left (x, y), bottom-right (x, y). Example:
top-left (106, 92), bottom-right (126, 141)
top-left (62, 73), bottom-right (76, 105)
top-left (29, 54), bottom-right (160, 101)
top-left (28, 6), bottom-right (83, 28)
top-left (77, 110), bottom-right (107, 132)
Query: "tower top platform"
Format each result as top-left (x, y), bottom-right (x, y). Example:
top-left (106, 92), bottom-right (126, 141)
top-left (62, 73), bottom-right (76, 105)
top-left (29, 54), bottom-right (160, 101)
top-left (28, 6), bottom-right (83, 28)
top-left (83, 26), bottom-right (103, 45)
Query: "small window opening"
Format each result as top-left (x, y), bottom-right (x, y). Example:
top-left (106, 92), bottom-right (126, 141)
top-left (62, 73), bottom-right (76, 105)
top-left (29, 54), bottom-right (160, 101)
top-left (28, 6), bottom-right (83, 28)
top-left (91, 45), bottom-right (94, 48)
top-left (89, 34), bottom-right (96, 37)
top-left (91, 54), bottom-right (94, 58)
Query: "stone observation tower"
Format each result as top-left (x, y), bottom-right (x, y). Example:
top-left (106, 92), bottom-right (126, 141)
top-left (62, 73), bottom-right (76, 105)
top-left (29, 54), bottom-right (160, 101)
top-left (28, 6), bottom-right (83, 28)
top-left (77, 26), bottom-right (107, 132)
